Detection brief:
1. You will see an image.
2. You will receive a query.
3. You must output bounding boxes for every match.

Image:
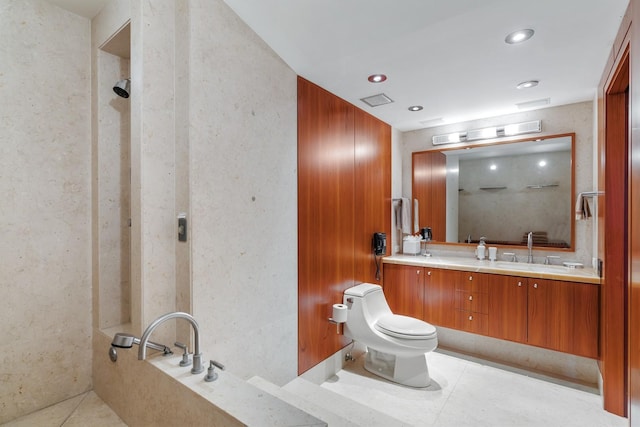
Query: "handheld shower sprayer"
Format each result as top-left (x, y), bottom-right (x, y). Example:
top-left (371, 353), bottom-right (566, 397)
top-left (110, 332), bottom-right (172, 355)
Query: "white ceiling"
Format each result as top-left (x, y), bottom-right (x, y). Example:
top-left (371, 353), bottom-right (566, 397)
top-left (48, 0), bottom-right (629, 132)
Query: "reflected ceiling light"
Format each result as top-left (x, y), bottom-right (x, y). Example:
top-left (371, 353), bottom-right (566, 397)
top-left (368, 74), bottom-right (387, 83)
top-left (408, 105), bottom-right (423, 111)
top-left (538, 160), bottom-right (547, 167)
top-left (517, 80), bottom-right (539, 89)
top-left (490, 164), bottom-right (497, 171)
top-left (432, 120), bottom-right (541, 145)
top-left (505, 29), bottom-right (535, 44)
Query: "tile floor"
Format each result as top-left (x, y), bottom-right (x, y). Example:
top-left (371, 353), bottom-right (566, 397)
top-left (1, 391), bottom-right (125, 427)
top-left (320, 350), bottom-right (629, 427)
top-left (2, 350), bottom-right (630, 427)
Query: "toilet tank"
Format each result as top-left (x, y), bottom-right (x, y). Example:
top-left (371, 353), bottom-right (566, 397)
top-left (344, 283), bottom-right (392, 323)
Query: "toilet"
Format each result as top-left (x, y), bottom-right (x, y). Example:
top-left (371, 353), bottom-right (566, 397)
top-left (343, 283), bottom-right (438, 387)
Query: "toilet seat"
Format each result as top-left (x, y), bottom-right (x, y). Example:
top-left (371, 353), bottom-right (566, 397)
top-left (375, 314), bottom-right (437, 340)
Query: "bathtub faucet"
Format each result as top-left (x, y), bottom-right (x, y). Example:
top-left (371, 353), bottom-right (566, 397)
top-left (139, 311), bottom-right (204, 374)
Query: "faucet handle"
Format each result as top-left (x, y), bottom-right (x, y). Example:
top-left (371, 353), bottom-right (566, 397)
top-left (544, 255), bottom-right (561, 265)
top-left (204, 360), bottom-right (225, 382)
top-left (174, 341), bottom-right (192, 367)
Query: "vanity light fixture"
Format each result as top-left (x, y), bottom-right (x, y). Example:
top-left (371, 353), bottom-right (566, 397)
top-left (432, 120), bottom-right (541, 145)
top-left (408, 105), bottom-right (423, 111)
top-left (517, 80), bottom-right (539, 89)
top-left (368, 74), bottom-right (387, 83)
top-left (505, 29), bottom-right (535, 44)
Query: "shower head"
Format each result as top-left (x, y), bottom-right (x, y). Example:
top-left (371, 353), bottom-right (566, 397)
top-left (111, 332), bottom-right (139, 348)
top-left (113, 78), bottom-right (131, 98)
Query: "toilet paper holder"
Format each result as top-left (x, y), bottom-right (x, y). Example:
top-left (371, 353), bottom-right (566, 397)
top-left (329, 303), bottom-right (349, 334)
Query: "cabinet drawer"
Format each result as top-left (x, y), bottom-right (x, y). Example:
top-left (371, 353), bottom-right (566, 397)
top-left (455, 272), bottom-right (488, 293)
top-left (455, 291), bottom-right (488, 314)
top-left (456, 311), bottom-right (488, 335)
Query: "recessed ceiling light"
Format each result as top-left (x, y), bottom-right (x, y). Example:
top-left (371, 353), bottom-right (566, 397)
top-left (408, 105), bottom-right (423, 111)
top-left (505, 29), bottom-right (535, 44)
top-left (517, 80), bottom-right (539, 89)
top-left (368, 74), bottom-right (387, 83)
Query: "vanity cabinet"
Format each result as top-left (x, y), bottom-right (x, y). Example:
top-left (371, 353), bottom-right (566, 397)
top-left (383, 262), bottom-right (599, 359)
top-left (488, 276), bottom-right (599, 358)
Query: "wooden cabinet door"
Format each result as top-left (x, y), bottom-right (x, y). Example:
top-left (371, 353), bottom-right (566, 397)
top-left (382, 264), bottom-right (424, 319)
top-left (424, 268), bottom-right (456, 328)
top-left (527, 278), bottom-right (599, 358)
top-left (571, 282), bottom-right (599, 358)
top-left (488, 275), bottom-right (527, 342)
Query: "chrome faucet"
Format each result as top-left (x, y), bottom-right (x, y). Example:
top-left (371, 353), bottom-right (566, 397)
top-left (139, 311), bottom-right (204, 374)
top-left (527, 231), bottom-right (534, 263)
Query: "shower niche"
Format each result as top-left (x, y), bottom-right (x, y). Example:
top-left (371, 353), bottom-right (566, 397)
top-left (96, 23), bottom-right (132, 331)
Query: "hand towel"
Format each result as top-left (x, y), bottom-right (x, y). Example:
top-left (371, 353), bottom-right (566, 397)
top-left (401, 198), bottom-right (411, 234)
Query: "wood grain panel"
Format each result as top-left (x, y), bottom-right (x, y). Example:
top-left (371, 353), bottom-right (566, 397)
top-left (298, 77), bottom-right (355, 373)
top-left (630, 1), bottom-right (640, 423)
top-left (424, 268), bottom-right (456, 327)
top-left (487, 275), bottom-right (527, 342)
top-left (412, 151), bottom-right (447, 241)
top-left (354, 108), bottom-right (391, 284)
top-left (601, 51), bottom-right (629, 415)
top-left (382, 264), bottom-right (424, 318)
top-left (297, 77), bottom-right (392, 375)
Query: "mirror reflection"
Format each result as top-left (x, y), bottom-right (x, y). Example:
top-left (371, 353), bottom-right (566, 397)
top-left (412, 134), bottom-right (574, 248)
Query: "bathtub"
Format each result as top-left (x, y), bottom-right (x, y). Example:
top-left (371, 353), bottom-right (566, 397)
top-left (92, 331), bottom-right (325, 426)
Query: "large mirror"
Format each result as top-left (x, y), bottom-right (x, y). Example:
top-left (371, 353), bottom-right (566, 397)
top-left (412, 133), bottom-right (574, 249)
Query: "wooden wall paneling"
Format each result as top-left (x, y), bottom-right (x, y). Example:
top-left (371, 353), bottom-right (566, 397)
top-left (630, 0), bottom-right (640, 421)
top-left (597, 3), bottom-right (631, 414)
top-left (297, 77), bottom-right (355, 374)
top-left (602, 52), bottom-right (630, 416)
top-left (354, 108), bottom-right (391, 284)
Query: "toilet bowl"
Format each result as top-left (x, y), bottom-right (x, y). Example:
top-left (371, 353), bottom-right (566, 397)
top-left (343, 283), bottom-right (438, 387)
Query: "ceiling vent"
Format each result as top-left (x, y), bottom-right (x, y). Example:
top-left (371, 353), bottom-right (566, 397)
top-left (360, 93), bottom-right (394, 107)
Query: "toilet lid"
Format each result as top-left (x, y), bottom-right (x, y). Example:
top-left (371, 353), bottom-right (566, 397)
top-left (375, 314), bottom-right (437, 340)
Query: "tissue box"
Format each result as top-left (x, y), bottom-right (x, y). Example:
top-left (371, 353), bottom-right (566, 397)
top-left (403, 239), bottom-right (421, 255)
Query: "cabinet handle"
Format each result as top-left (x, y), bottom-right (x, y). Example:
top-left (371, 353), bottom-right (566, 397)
top-left (417, 270), bottom-right (420, 275)
top-left (533, 283), bottom-right (538, 289)
top-left (468, 295), bottom-right (473, 301)
top-left (427, 271), bottom-right (431, 276)
top-left (517, 281), bottom-right (522, 287)
top-left (468, 315), bottom-right (473, 321)
top-left (469, 276), bottom-right (473, 281)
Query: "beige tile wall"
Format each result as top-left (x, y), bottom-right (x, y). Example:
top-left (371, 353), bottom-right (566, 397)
top-left (0, 1), bottom-right (92, 423)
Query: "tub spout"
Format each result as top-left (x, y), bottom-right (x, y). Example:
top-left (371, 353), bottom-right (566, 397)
top-left (138, 312), bottom-right (204, 374)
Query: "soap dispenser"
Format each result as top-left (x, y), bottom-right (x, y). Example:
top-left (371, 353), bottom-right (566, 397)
top-left (476, 237), bottom-right (486, 260)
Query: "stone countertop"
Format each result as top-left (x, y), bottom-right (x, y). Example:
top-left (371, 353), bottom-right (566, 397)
top-left (383, 254), bottom-right (600, 284)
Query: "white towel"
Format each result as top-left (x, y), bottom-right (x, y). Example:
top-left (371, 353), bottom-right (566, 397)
top-left (575, 192), bottom-right (592, 220)
top-left (414, 198), bottom-right (420, 233)
top-left (400, 198), bottom-right (411, 234)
